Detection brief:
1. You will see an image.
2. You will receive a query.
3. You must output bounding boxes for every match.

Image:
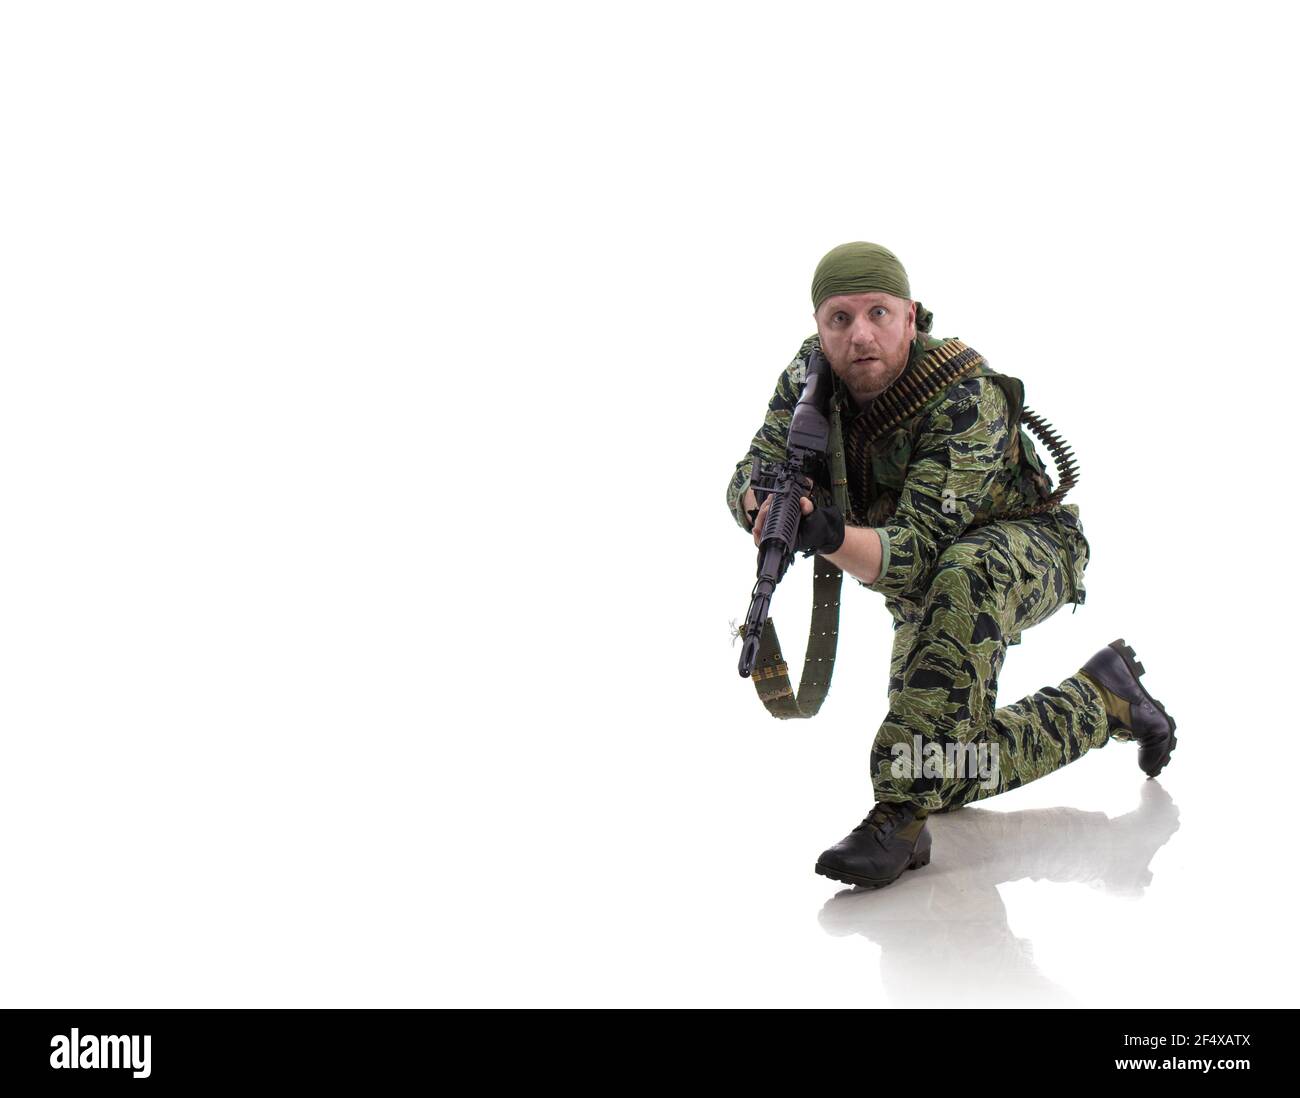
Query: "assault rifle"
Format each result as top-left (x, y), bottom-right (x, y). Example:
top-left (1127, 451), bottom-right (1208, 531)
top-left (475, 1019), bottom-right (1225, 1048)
top-left (737, 348), bottom-right (834, 678)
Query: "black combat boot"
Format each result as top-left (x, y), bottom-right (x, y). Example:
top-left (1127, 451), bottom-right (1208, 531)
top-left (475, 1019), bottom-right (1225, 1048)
top-left (1079, 638), bottom-right (1177, 778)
top-left (815, 801), bottom-right (932, 889)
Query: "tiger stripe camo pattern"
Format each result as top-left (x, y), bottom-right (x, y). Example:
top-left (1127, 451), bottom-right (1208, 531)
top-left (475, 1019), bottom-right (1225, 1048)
top-left (728, 331), bottom-right (1119, 810)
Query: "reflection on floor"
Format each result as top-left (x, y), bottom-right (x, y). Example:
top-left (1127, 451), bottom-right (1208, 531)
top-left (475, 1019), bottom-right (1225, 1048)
top-left (818, 781), bottom-right (1180, 1006)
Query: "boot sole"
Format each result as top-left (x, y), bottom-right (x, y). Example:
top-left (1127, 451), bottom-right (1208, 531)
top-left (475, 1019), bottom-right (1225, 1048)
top-left (1111, 638), bottom-right (1178, 778)
top-left (814, 846), bottom-right (931, 889)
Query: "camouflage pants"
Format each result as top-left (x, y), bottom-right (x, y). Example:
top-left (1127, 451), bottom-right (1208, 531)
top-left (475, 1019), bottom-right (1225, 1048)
top-left (870, 505), bottom-right (1117, 812)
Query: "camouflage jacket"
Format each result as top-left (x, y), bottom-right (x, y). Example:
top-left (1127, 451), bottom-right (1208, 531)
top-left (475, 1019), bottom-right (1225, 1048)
top-left (725, 331), bottom-right (1059, 619)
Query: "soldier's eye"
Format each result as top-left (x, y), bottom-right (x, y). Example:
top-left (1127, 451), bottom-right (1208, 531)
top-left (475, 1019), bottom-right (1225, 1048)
top-left (871, 306), bottom-right (887, 318)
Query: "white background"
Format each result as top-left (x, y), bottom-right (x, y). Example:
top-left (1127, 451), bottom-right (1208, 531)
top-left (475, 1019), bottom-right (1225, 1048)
top-left (2, 1), bottom-right (1296, 1007)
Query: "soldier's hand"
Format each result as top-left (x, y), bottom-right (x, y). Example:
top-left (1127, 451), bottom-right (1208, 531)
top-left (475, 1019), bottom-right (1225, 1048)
top-left (794, 503), bottom-right (846, 556)
top-left (752, 490), bottom-right (815, 546)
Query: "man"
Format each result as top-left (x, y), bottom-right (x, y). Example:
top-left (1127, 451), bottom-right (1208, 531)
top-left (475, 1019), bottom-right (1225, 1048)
top-left (726, 242), bottom-right (1177, 890)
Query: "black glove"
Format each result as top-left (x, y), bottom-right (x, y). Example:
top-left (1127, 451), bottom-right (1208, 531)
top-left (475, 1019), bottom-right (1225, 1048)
top-left (795, 504), bottom-right (845, 557)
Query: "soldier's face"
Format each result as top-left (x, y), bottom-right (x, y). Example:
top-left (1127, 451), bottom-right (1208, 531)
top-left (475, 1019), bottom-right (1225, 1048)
top-left (815, 292), bottom-right (917, 403)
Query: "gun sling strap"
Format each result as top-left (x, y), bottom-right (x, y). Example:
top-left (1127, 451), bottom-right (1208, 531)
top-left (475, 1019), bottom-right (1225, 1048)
top-left (747, 339), bottom-right (1079, 719)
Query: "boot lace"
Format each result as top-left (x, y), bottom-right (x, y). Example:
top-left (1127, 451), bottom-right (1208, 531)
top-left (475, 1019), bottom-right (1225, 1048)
top-left (852, 801), bottom-right (909, 839)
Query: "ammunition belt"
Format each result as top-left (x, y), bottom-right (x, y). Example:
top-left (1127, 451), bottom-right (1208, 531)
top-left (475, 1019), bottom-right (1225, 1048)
top-left (843, 340), bottom-right (985, 524)
top-left (841, 338), bottom-right (1080, 525)
top-left (972, 407), bottom-right (1079, 523)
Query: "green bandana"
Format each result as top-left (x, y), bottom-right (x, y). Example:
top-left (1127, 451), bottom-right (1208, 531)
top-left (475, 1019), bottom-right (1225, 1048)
top-left (811, 241), bottom-right (934, 333)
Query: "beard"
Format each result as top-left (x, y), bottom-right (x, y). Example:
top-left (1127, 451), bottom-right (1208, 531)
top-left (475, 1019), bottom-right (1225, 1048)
top-left (831, 345), bottom-right (910, 404)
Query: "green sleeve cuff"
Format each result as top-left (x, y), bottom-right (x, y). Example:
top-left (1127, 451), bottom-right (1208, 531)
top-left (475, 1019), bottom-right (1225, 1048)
top-left (730, 468), bottom-right (754, 531)
top-left (870, 527), bottom-right (891, 588)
